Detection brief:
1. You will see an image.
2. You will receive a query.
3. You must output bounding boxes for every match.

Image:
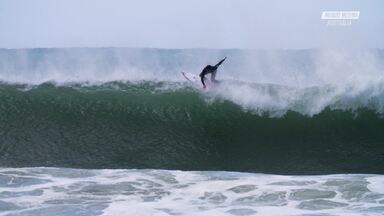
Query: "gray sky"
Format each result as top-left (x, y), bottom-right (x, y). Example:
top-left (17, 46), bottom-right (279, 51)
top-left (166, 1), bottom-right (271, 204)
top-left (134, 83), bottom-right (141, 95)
top-left (0, 0), bottom-right (383, 49)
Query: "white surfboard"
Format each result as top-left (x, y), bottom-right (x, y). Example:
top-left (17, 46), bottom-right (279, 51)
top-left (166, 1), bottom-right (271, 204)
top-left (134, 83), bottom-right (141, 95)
top-left (181, 71), bottom-right (213, 89)
top-left (181, 72), bottom-right (200, 83)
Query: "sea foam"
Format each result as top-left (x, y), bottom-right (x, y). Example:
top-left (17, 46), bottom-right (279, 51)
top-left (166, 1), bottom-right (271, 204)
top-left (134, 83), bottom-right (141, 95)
top-left (0, 168), bottom-right (383, 216)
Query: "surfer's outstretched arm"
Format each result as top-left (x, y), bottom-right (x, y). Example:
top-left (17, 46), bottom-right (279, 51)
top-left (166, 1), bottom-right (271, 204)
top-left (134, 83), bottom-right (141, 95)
top-left (214, 57), bottom-right (227, 67)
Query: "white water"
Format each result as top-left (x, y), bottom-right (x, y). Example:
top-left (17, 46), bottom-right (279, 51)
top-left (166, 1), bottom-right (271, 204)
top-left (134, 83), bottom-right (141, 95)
top-left (0, 168), bottom-right (383, 216)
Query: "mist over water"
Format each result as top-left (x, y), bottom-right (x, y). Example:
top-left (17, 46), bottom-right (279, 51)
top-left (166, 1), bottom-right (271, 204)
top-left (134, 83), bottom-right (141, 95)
top-left (2, 48), bottom-right (384, 85)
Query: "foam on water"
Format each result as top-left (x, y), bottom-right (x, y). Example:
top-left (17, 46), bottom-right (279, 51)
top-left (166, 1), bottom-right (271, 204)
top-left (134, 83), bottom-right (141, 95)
top-left (0, 168), bottom-right (383, 216)
top-left (205, 79), bottom-right (384, 116)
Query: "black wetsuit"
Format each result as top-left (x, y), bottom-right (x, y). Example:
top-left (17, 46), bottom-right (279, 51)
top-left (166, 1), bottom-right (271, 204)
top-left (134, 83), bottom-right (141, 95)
top-left (199, 57), bottom-right (226, 88)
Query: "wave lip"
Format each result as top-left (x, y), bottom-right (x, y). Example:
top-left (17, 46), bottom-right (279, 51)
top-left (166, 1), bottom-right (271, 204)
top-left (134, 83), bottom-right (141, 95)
top-left (0, 167), bottom-right (383, 216)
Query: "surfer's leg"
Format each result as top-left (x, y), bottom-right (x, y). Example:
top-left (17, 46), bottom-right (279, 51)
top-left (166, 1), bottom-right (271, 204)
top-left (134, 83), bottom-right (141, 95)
top-left (211, 70), bottom-right (218, 83)
top-left (200, 74), bottom-right (206, 88)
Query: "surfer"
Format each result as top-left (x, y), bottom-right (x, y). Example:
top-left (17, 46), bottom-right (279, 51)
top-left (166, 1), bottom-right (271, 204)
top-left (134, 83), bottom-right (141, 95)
top-left (199, 57), bottom-right (226, 89)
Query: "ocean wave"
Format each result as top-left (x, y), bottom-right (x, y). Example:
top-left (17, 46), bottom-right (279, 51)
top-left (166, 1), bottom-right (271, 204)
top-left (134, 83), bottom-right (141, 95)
top-left (1, 48), bottom-right (384, 173)
top-left (1, 81), bottom-right (384, 173)
top-left (1, 48), bottom-right (384, 116)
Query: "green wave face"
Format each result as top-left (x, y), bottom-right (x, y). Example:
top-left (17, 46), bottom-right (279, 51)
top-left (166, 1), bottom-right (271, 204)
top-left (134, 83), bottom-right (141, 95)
top-left (1, 82), bottom-right (384, 174)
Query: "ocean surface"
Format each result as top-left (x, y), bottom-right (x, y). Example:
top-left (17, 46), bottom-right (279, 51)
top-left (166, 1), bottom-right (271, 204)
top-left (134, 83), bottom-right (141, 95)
top-left (0, 48), bottom-right (384, 215)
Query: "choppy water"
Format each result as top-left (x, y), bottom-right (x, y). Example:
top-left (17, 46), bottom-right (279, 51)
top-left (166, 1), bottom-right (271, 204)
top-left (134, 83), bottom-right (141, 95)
top-left (0, 168), bottom-right (383, 216)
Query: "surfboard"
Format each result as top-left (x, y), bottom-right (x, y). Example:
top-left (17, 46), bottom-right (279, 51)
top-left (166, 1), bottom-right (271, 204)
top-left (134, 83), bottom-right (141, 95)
top-left (181, 72), bottom-right (200, 83)
top-left (181, 71), bottom-right (210, 88)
